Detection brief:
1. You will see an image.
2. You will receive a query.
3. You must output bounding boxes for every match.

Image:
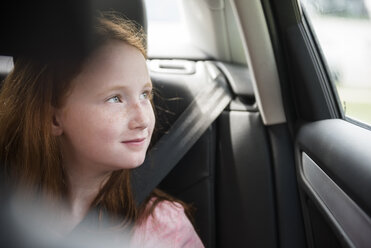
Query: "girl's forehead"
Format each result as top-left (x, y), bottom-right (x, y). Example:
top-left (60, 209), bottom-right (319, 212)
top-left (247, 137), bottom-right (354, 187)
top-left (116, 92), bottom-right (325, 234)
top-left (85, 40), bottom-right (147, 74)
top-left (71, 40), bottom-right (150, 92)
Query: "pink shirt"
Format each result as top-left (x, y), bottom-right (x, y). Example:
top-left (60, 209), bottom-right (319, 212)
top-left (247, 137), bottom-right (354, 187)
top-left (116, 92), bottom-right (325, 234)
top-left (130, 200), bottom-right (205, 248)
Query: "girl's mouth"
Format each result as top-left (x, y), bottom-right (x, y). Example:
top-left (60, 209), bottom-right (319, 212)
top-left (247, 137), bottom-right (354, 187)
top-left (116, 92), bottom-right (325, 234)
top-left (121, 138), bottom-right (146, 146)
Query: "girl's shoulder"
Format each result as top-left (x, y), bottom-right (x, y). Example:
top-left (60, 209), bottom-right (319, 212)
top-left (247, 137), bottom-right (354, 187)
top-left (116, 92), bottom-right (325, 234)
top-left (131, 198), bottom-right (204, 248)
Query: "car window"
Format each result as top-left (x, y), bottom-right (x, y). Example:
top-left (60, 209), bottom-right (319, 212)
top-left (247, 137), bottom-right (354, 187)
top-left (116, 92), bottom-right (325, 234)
top-left (301, 0), bottom-right (371, 125)
top-left (145, 0), bottom-right (190, 58)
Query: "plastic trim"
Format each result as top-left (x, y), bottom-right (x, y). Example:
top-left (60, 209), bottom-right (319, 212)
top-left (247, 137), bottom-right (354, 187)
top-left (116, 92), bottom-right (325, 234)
top-left (301, 152), bottom-right (371, 248)
top-left (229, 0), bottom-right (286, 125)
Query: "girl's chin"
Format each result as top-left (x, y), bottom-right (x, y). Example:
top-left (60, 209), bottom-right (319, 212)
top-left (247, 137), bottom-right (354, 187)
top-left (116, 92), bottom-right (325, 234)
top-left (120, 157), bottom-right (146, 170)
top-left (104, 154), bottom-right (147, 170)
top-left (126, 162), bottom-right (144, 170)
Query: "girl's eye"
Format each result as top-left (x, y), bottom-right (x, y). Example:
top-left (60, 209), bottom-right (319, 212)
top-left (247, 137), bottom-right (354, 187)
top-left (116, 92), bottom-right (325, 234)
top-left (140, 90), bottom-right (153, 100)
top-left (107, 96), bottom-right (121, 103)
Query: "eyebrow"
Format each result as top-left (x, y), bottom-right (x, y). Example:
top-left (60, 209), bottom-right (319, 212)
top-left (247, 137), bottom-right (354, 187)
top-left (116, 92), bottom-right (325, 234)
top-left (143, 82), bottom-right (153, 89)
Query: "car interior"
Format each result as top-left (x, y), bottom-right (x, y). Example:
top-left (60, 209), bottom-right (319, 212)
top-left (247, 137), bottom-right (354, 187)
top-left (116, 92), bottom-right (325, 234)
top-left (1, 0), bottom-right (371, 248)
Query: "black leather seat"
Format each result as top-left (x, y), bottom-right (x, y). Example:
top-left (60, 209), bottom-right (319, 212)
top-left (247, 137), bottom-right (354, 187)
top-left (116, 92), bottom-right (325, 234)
top-left (149, 61), bottom-right (219, 247)
top-left (149, 60), bottom-right (276, 248)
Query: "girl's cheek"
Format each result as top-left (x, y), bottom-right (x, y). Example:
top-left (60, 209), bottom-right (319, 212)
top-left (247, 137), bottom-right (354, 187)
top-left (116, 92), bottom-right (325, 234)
top-left (145, 102), bottom-right (155, 120)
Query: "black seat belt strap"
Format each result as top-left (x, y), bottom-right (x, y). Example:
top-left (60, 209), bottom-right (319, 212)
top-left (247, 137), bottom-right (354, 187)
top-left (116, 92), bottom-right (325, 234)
top-left (131, 62), bottom-right (233, 205)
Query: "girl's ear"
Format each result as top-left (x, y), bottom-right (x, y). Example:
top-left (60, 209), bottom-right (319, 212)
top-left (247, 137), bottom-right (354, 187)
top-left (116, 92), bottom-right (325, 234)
top-left (51, 108), bottom-right (63, 136)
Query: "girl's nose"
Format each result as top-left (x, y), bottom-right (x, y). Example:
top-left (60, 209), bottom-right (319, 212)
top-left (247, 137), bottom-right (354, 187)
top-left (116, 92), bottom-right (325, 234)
top-left (128, 102), bottom-right (149, 130)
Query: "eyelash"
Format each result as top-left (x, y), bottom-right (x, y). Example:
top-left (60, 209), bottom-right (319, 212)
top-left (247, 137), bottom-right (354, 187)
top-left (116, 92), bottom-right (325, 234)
top-left (106, 90), bottom-right (152, 103)
top-left (140, 90), bottom-right (153, 100)
top-left (107, 95), bottom-right (122, 103)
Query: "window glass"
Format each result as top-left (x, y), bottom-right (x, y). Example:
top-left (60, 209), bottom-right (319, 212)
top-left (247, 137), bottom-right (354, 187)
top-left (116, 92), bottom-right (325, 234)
top-left (145, 0), bottom-right (190, 58)
top-left (301, 0), bottom-right (371, 125)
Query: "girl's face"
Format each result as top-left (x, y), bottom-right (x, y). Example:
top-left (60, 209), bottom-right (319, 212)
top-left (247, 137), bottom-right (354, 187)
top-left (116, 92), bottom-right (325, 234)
top-left (53, 40), bottom-right (155, 173)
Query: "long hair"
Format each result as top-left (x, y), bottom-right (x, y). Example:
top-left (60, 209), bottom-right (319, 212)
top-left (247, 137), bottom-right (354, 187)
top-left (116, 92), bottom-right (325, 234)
top-left (0, 12), bottom-right (192, 229)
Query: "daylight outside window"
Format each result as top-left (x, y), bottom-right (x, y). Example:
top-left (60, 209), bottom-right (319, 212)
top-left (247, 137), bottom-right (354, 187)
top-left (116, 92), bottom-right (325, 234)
top-left (301, 0), bottom-right (371, 125)
top-left (145, 0), bottom-right (190, 58)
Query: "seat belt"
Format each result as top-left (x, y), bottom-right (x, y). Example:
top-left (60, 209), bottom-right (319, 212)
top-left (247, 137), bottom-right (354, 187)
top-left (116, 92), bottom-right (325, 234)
top-left (131, 62), bottom-right (233, 205)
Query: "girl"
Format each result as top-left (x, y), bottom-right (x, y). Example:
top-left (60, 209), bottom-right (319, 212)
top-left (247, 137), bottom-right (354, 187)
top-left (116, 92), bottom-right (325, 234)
top-left (0, 12), bottom-right (204, 247)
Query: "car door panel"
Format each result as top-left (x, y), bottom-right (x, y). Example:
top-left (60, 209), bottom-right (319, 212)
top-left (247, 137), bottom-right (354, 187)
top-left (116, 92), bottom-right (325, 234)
top-left (265, 0), bottom-right (371, 247)
top-left (296, 120), bottom-right (371, 247)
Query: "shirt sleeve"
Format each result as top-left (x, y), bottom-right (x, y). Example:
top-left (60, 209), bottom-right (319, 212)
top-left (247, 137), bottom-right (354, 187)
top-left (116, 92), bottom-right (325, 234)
top-left (130, 200), bottom-right (204, 248)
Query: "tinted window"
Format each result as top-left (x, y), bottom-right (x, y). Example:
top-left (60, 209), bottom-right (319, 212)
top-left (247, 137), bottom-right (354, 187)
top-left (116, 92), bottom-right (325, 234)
top-left (301, 0), bottom-right (371, 125)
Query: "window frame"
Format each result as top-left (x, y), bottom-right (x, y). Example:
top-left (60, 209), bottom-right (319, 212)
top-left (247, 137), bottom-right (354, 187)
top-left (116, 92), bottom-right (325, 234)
top-left (299, 7), bottom-right (344, 120)
top-left (299, 1), bottom-right (371, 130)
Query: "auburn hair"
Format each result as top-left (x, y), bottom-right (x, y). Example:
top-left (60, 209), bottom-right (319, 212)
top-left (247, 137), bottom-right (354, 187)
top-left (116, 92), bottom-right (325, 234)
top-left (0, 12), bottom-right (192, 230)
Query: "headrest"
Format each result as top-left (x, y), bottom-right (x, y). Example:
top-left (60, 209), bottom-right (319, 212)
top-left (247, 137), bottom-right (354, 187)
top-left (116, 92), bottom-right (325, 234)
top-left (0, 0), bottom-right (147, 60)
